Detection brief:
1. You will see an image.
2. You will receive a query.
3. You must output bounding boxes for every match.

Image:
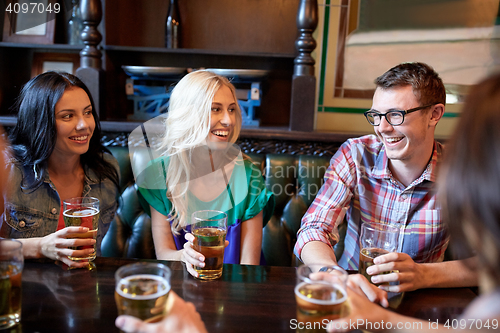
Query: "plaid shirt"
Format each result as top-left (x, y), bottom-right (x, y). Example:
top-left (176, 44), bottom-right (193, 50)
top-left (294, 135), bottom-right (449, 270)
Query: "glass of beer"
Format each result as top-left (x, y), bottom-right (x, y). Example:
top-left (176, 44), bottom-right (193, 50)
top-left (359, 222), bottom-right (400, 284)
top-left (295, 264), bottom-right (348, 332)
top-left (191, 210), bottom-right (227, 280)
top-left (115, 262), bottom-right (171, 323)
top-left (63, 197), bottom-right (100, 261)
top-left (0, 239), bottom-right (23, 330)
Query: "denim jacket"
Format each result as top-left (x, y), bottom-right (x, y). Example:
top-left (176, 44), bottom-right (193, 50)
top-left (0, 153), bottom-right (119, 256)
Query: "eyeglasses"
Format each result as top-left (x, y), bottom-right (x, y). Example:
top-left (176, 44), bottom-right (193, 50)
top-left (364, 104), bottom-right (435, 126)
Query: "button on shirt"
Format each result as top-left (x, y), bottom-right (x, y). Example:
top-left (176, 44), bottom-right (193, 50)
top-left (294, 135), bottom-right (449, 270)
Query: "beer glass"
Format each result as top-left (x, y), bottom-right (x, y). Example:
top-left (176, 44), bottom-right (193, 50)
top-left (359, 222), bottom-right (400, 284)
top-left (295, 264), bottom-right (348, 331)
top-left (0, 239), bottom-right (23, 329)
top-left (115, 262), bottom-right (171, 323)
top-left (63, 197), bottom-right (100, 261)
top-left (191, 210), bottom-right (227, 280)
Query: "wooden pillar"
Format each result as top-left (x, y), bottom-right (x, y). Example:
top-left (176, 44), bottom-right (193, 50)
top-left (289, 0), bottom-right (318, 132)
top-left (76, 0), bottom-right (104, 116)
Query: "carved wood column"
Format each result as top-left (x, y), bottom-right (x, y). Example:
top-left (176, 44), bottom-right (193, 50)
top-left (76, 0), bottom-right (104, 116)
top-left (289, 0), bottom-right (318, 132)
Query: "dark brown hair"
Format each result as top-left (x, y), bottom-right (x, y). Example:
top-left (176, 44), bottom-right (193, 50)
top-left (439, 72), bottom-right (500, 284)
top-left (375, 62), bottom-right (446, 107)
top-left (9, 71), bottom-right (119, 191)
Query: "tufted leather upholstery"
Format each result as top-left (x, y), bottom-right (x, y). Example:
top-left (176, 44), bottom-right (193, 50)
top-left (102, 146), bottom-right (345, 266)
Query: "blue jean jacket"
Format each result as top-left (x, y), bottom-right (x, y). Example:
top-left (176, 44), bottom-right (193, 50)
top-left (0, 154), bottom-right (119, 256)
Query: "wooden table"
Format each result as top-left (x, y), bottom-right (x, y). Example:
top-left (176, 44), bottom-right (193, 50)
top-left (16, 257), bottom-right (477, 332)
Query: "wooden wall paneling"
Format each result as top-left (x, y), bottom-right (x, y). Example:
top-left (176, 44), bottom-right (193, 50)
top-left (104, 0), bottom-right (298, 54)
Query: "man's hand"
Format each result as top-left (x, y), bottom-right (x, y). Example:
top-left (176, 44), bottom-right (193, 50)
top-left (366, 252), bottom-right (423, 292)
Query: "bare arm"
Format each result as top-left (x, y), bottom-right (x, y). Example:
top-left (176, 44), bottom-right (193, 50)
top-left (150, 205), bottom-right (182, 260)
top-left (418, 257), bottom-right (478, 289)
top-left (328, 283), bottom-right (494, 333)
top-left (150, 205), bottom-right (206, 277)
top-left (368, 253), bottom-right (478, 292)
top-left (300, 240), bottom-right (338, 266)
top-left (240, 210), bottom-right (263, 265)
top-left (16, 227), bottom-right (97, 268)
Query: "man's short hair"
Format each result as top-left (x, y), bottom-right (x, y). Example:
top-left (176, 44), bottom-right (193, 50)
top-left (374, 62), bottom-right (446, 107)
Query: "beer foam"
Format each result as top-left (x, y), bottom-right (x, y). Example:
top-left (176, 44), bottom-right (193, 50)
top-left (116, 274), bottom-right (170, 300)
top-left (294, 281), bottom-right (347, 305)
top-left (63, 207), bottom-right (99, 217)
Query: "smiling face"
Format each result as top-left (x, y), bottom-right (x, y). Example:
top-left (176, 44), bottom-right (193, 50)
top-left (371, 85), bottom-right (437, 168)
top-left (207, 84), bottom-right (236, 148)
top-left (53, 87), bottom-right (95, 159)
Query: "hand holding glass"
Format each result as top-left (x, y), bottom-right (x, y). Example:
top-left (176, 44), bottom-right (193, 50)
top-left (191, 210), bottom-right (227, 280)
top-left (0, 239), bottom-right (23, 329)
top-left (115, 262), bottom-right (172, 323)
top-left (63, 197), bottom-right (100, 261)
top-left (359, 222), bottom-right (400, 284)
top-left (295, 264), bottom-right (348, 330)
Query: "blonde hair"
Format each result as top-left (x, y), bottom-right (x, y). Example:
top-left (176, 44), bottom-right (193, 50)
top-left (159, 70), bottom-right (242, 234)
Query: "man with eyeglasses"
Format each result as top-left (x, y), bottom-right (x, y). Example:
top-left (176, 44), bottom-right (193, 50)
top-left (295, 62), bottom-right (477, 293)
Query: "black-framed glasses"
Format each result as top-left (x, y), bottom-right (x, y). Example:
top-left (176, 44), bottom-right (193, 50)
top-left (364, 104), bottom-right (435, 126)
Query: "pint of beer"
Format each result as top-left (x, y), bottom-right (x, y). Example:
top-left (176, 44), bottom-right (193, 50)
top-left (191, 210), bottom-right (227, 280)
top-left (295, 264), bottom-right (348, 332)
top-left (63, 197), bottom-right (100, 261)
top-left (358, 222), bottom-right (400, 284)
top-left (115, 262), bottom-right (172, 322)
top-left (0, 239), bottom-right (23, 330)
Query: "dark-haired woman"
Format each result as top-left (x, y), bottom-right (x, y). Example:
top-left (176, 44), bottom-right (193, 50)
top-left (0, 71), bottom-right (119, 268)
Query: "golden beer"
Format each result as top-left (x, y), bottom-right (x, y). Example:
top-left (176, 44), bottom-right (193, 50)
top-left (359, 247), bottom-right (390, 284)
top-left (115, 274), bottom-right (170, 322)
top-left (193, 227), bottom-right (226, 280)
top-left (0, 262), bottom-right (22, 330)
top-left (63, 207), bottom-right (100, 261)
top-left (295, 281), bottom-right (346, 317)
top-left (295, 281), bottom-right (347, 333)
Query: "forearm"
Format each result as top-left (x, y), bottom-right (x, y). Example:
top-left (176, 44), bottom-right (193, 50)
top-left (301, 241), bottom-right (338, 266)
top-left (150, 205), bottom-right (181, 261)
top-left (155, 246), bottom-right (183, 261)
top-left (17, 238), bottom-right (43, 259)
top-left (240, 212), bottom-right (263, 265)
top-left (420, 257), bottom-right (478, 289)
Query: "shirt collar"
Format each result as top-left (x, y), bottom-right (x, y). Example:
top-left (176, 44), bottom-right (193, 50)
top-left (370, 140), bottom-right (442, 184)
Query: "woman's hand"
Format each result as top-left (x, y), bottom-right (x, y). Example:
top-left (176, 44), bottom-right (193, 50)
top-left (326, 284), bottom-right (393, 333)
top-left (181, 233), bottom-right (205, 278)
top-left (181, 233), bottom-right (229, 278)
top-left (39, 227), bottom-right (96, 268)
top-left (346, 274), bottom-right (389, 308)
top-left (308, 272), bottom-right (389, 308)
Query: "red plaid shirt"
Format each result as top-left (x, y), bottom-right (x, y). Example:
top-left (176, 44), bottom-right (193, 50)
top-left (294, 135), bottom-right (449, 270)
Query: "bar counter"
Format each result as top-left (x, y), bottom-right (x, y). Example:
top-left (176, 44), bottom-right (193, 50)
top-left (16, 257), bottom-right (477, 332)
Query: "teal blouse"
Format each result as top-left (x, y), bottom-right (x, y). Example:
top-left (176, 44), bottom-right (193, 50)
top-left (137, 154), bottom-right (275, 264)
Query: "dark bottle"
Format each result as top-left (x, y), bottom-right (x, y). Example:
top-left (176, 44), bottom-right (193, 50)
top-left (165, 0), bottom-right (181, 48)
top-left (67, 0), bottom-right (83, 45)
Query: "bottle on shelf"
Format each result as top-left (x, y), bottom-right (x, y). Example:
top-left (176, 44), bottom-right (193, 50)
top-left (165, 0), bottom-right (181, 48)
top-left (67, 0), bottom-right (83, 45)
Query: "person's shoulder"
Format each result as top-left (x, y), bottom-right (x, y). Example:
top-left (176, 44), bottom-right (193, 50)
top-left (340, 134), bottom-right (383, 154)
top-left (102, 151), bottom-right (118, 162)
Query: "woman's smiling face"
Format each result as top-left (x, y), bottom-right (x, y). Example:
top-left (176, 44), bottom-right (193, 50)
top-left (53, 87), bottom-right (95, 159)
top-left (207, 85), bottom-right (236, 146)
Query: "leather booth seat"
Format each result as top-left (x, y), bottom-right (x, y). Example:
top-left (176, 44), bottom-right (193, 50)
top-left (102, 146), bottom-right (345, 266)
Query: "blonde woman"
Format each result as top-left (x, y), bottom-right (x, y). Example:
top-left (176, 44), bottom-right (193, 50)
top-left (137, 70), bottom-right (274, 277)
